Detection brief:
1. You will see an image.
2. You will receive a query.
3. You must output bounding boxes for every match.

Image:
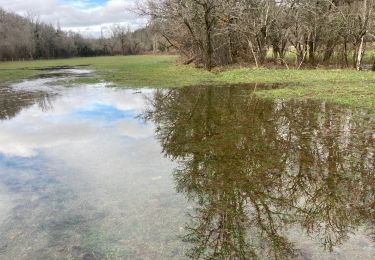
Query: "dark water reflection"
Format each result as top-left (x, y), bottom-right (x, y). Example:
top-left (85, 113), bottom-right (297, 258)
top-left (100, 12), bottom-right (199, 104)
top-left (144, 85), bottom-right (375, 259)
top-left (0, 85), bottom-right (55, 120)
top-left (0, 76), bottom-right (375, 259)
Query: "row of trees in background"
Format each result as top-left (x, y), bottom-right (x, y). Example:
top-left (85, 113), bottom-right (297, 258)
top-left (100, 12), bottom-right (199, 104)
top-left (142, 0), bottom-right (375, 70)
top-left (0, 8), bottom-right (159, 61)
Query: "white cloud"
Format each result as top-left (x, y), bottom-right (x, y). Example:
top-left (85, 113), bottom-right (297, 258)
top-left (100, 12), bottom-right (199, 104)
top-left (0, 0), bottom-right (147, 37)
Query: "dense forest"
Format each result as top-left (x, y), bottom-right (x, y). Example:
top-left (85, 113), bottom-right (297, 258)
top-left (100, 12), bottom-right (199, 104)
top-left (0, 8), bottom-right (159, 61)
top-left (141, 0), bottom-right (375, 70)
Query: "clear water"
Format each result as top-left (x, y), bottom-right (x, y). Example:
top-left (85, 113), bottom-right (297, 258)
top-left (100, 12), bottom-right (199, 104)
top-left (0, 70), bottom-right (374, 259)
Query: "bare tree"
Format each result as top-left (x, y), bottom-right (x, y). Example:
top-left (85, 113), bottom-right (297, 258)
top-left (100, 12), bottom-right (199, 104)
top-left (139, 0), bottom-right (375, 70)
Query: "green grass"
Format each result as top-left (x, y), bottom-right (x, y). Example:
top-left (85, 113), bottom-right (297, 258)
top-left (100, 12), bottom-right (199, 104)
top-left (0, 55), bottom-right (212, 87)
top-left (1, 55), bottom-right (375, 109)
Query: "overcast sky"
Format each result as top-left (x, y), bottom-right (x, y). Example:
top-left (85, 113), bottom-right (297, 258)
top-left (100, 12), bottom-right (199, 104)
top-left (0, 0), bottom-right (147, 38)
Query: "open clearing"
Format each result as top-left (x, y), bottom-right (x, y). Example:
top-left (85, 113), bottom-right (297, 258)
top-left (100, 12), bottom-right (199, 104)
top-left (1, 55), bottom-right (375, 109)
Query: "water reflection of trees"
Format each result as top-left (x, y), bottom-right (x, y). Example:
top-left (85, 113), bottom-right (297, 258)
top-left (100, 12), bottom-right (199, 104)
top-left (144, 85), bottom-right (375, 259)
top-left (0, 87), bottom-right (54, 120)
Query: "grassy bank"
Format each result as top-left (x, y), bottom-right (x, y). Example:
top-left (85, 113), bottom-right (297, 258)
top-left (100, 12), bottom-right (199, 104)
top-left (1, 55), bottom-right (375, 109)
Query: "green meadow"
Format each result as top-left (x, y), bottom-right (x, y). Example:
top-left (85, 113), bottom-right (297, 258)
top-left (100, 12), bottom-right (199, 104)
top-left (1, 55), bottom-right (375, 109)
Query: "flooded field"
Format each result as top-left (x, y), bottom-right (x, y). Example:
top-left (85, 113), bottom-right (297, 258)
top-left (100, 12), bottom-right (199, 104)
top-left (0, 69), bottom-right (374, 259)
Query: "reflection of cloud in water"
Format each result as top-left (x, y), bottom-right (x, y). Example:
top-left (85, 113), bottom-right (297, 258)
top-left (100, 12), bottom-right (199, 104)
top-left (47, 69), bottom-right (93, 75)
top-left (5, 82), bottom-right (374, 259)
top-left (0, 185), bottom-right (15, 225)
top-left (0, 85), bottom-right (186, 259)
top-left (115, 120), bottom-right (153, 139)
top-left (0, 86), bottom-right (154, 158)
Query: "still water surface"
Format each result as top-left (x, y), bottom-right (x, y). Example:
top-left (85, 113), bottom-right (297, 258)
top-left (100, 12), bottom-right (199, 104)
top-left (0, 70), bottom-right (374, 259)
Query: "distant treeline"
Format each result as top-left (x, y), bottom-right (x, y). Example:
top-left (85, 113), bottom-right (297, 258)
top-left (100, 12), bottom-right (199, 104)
top-left (0, 8), bottom-right (164, 61)
top-left (142, 0), bottom-right (375, 70)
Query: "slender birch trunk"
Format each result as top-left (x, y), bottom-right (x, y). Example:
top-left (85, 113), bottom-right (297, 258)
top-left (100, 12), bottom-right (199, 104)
top-left (356, 0), bottom-right (370, 71)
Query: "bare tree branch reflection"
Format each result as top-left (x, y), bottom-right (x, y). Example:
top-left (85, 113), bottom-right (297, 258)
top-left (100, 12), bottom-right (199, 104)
top-left (144, 85), bottom-right (375, 259)
top-left (0, 87), bottom-right (55, 120)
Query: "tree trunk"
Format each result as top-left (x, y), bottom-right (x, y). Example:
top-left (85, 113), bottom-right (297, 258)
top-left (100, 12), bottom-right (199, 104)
top-left (356, 0), bottom-right (370, 71)
top-left (273, 46), bottom-right (279, 64)
top-left (308, 38), bottom-right (315, 65)
top-left (356, 36), bottom-right (365, 71)
top-left (343, 39), bottom-right (349, 67)
top-left (204, 13), bottom-right (213, 71)
top-left (248, 39), bottom-right (259, 68)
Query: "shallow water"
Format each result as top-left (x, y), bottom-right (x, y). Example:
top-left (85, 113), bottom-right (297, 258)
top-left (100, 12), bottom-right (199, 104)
top-left (0, 71), bottom-right (375, 259)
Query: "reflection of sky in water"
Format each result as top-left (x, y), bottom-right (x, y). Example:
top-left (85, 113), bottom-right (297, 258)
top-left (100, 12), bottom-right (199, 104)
top-left (0, 84), bottom-right (186, 259)
top-left (46, 102), bottom-right (144, 128)
top-left (0, 86), bottom-right (154, 158)
top-left (74, 103), bottom-right (136, 122)
top-left (1, 81), bottom-right (374, 259)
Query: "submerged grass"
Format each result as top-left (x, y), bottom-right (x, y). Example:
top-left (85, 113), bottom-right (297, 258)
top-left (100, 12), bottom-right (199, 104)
top-left (1, 55), bottom-right (375, 109)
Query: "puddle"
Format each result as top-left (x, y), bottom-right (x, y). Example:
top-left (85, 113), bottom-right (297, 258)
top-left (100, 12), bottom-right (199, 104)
top-left (32, 65), bottom-right (91, 71)
top-left (144, 86), bottom-right (375, 259)
top-left (0, 75), bottom-right (374, 259)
